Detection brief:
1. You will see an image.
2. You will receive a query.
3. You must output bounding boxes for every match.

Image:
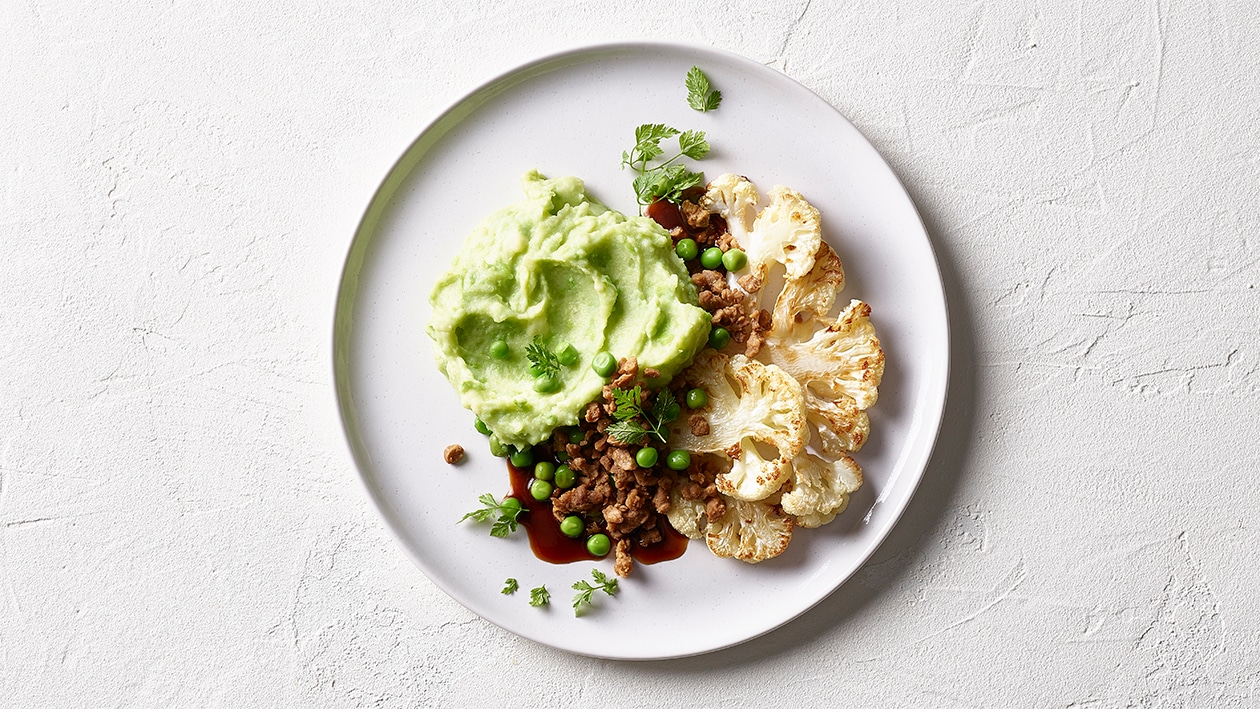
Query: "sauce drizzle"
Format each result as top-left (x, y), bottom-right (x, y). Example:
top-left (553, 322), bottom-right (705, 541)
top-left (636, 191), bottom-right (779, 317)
top-left (507, 463), bottom-right (688, 566)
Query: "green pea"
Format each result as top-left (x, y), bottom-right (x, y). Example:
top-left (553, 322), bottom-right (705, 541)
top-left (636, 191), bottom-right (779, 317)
top-left (533, 374), bottom-right (560, 393)
top-left (685, 388), bottom-right (708, 409)
top-left (586, 533), bottom-right (611, 557)
top-left (700, 247), bottom-right (724, 270)
top-left (489, 339), bottom-right (509, 359)
top-left (554, 464), bottom-right (576, 489)
top-left (666, 450), bottom-right (691, 470)
top-left (555, 449), bottom-right (570, 462)
top-left (529, 478), bottom-right (554, 501)
top-left (591, 351), bottom-right (617, 378)
top-left (509, 448), bottom-right (535, 469)
top-left (560, 515), bottom-right (584, 538)
top-left (708, 327), bottom-right (731, 350)
top-left (533, 461), bottom-right (555, 482)
top-left (635, 447), bottom-right (659, 468)
top-left (474, 417), bottom-right (491, 435)
top-left (675, 238), bottom-right (699, 261)
top-left (557, 343), bottom-right (579, 366)
top-left (488, 435), bottom-right (510, 457)
top-left (722, 248), bottom-right (748, 271)
top-left (500, 497), bottom-right (523, 517)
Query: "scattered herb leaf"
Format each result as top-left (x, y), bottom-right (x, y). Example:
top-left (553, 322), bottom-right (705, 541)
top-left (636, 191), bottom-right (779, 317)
top-left (526, 336), bottom-right (561, 379)
top-left (529, 585), bottom-right (550, 607)
top-left (502, 578), bottom-right (519, 595)
top-left (611, 385), bottom-right (646, 420)
top-left (651, 388), bottom-right (681, 424)
top-left (572, 569), bottom-right (620, 615)
top-left (677, 130), bottom-right (711, 160)
top-left (606, 420), bottom-right (648, 446)
top-left (686, 66), bottom-right (722, 112)
top-left (458, 493), bottom-right (524, 538)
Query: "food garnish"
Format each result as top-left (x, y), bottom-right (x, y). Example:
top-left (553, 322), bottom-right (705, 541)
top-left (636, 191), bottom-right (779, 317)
top-left (529, 585), bottom-right (550, 607)
top-left (501, 578), bottom-right (519, 595)
top-left (458, 493), bottom-right (524, 538)
top-left (605, 386), bottom-right (681, 445)
top-left (685, 66), bottom-right (722, 113)
top-left (525, 335), bottom-right (562, 380)
top-left (571, 569), bottom-right (619, 615)
top-left (620, 124), bottom-right (711, 209)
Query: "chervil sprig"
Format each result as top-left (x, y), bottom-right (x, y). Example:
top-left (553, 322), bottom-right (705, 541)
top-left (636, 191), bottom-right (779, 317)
top-left (525, 336), bottom-right (561, 379)
top-left (458, 493), bottom-right (524, 538)
top-left (572, 569), bottom-right (619, 615)
top-left (621, 123), bottom-right (711, 210)
top-left (607, 386), bottom-right (679, 445)
top-left (529, 585), bottom-right (550, 607)
top-left (686, 66), bottom-right (722, 112)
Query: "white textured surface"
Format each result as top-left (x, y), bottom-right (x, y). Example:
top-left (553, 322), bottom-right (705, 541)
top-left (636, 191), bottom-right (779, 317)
top-left (3, 1), bottom-right (1258, 705)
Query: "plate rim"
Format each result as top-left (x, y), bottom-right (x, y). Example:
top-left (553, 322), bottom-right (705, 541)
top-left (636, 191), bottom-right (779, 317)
top-left (331, 39), bottom-right (951, 660)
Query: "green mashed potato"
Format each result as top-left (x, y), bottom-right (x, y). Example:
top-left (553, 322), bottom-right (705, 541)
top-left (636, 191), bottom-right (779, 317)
top-left (428, 171), bottom-right (712, 449)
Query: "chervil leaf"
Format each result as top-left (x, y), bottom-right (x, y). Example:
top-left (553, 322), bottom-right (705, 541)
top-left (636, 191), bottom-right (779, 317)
top-left (635, 123), bottom-right (679, 147)
top-left (606, 420), bottom-right (648, 445)
top-left (702, 90), bottom-right (722, 112)
top-left (651, 389), bottom-right (681, 425)
top-left (589, 569), bottom-right (618, 595)
top-left (502, 578), bottom-right (518, 595)
top-left (490, 516), bottom-right (516, 538)
top-left (678, 130), bottom-right (710, 160)
top-left (571, 581), bottom-right (595, 611)
top-left (611, 386), bottom-right (646, 420)
top-left (686, 66), bottom-right (722, 112)
top-left (525, 336), bottom-right (561, 379)
top-left (529, 585), bottom-right (550, 607)
top-left (660, 168), bottom-right (705, 204)
top-left (685, 66), bottom-right (711, 110)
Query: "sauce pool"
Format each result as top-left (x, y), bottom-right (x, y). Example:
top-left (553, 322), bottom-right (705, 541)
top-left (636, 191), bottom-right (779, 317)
top-left (507, 463), bottom-right (688, 565)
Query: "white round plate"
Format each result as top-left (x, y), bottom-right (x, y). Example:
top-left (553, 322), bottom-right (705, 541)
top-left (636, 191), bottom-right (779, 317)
top-left (333, 42), bottom-right (948, 659)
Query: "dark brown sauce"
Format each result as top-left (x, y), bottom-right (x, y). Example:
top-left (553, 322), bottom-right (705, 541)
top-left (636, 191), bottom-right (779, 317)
top-left (507, 463), bottom-right (688, 566)
top-left (645, 199), bottom-right (685, 231)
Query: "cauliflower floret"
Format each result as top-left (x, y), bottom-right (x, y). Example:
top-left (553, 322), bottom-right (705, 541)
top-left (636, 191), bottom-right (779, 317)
top-left (746, 186), bottom-right (823, 282)
top-left (702, 177), bottom-right (822, 299)
top-left (804, 388), bottom-right (870, 455)
top-left (700, 173), bottom-right (759, 246)
top-left (771, 240), bottom-right (846, 333)
top-left (666, 489), bottom-right (707, 540)
top-left (780, 453), bottom-right (863, 529)
top-left (670, 351), bottom-right (807, 501)
top-left (705, 495), bottom-right (794, 563)
top-left (766, 299), bottom-right (884, 411)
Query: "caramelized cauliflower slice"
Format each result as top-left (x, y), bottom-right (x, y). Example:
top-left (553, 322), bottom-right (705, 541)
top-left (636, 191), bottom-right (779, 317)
top-left (670, 351), bottom-right (808, 501)
top-left (701, 177), bottom-right (822, 291)
top-left (780, 453), bottom-right (863, 529)
top-left (772, 240), bottom-right (846, 332)
top-left (766, 299), bottom-right (885, 411)
top-left (805, 388), bottom-right (870, 455)
top-left (705, 495), bottom-right (794, 563)
top-left (747, 186), bottom-right (823, 282)
top-left (666, 489), bottom-right (708, 540)
top-left (718, 439), bottom-right (791, 502)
